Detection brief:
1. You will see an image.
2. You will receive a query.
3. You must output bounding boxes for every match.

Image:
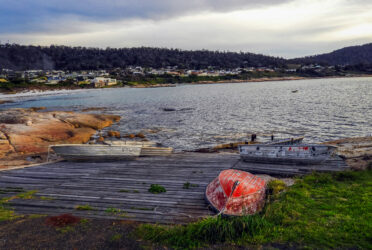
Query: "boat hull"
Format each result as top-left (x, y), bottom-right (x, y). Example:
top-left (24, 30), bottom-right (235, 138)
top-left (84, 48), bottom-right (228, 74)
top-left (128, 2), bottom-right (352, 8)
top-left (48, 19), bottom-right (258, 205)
top-left (239, 144), bottom-right (335, 165)
top-left (267, 137), bottom-right (304, 145)
top-left (51, 144), bottom-right (141, 161)
top-left (205, 169), bottom-right (266, 216)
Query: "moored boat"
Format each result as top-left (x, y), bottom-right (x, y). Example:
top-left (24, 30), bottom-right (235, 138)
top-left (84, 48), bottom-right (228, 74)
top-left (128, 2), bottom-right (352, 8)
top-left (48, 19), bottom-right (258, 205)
top-left (205, 169), bottom-right (266, 216)
top-left (103, 140), bottom-right (157, 147)
top-left (266, 136), bottom-right (304, 145)
top-left (103, 140), bottom-right (173, 156)
top-left (51, 144), bottom-right (141, 161)
top-left (239, 144), bottom-right (336, 165)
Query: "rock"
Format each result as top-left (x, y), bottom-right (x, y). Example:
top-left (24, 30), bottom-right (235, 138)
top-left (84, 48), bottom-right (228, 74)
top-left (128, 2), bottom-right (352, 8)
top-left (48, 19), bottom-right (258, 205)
top-left (123, 134), bottom-right (136, 139)
top-left (29, 107), bottom-right (46, 112)
top-left (0, 131), bottom-right (7, 140)
top-left (324, 136), bottom-right (372, 170)
top-left (163, 108), bottom-right (176, 112)
top-left (0, 139), bottom-right (14, 157)
top-left (0, 100), bottom-right (13, 105)
top-left (108, 130), bottom-right (121, 138)
top-left (81, 107), bottom-right (107, 112)
top-left (0, 108), bottom-right (121, 168)
top-left (135, 133), bottom-right (145, 138)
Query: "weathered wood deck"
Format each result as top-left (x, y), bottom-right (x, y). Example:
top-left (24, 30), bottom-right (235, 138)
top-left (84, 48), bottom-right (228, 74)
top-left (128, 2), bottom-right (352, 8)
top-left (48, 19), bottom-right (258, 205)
top-left (0, 153), bottom-right (349, 224)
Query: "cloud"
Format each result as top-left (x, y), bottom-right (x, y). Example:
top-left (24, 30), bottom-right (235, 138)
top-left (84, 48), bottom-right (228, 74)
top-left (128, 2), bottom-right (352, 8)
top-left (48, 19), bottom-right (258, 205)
top-left (0, 0), bottom-right (293, 33)
top-left (0, 0), bottom-right (371, 57)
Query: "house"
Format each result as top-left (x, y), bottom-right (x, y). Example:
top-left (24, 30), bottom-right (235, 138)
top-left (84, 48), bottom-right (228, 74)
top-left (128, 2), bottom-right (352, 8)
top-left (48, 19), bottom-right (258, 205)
top-left (47, 76), bottom-right (66, 84)
top-left (90, 77), bottom-right (117, 88)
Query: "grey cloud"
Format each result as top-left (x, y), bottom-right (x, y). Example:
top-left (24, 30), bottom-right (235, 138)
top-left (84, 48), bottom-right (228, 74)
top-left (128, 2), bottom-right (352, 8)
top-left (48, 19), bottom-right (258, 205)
top-left (0, 0), bottom-right (292, 33)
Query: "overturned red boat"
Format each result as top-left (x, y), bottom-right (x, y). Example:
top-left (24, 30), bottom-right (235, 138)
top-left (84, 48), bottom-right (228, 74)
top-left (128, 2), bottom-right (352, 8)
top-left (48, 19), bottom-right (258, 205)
top-left (206, 169), bottom-right (266, 216)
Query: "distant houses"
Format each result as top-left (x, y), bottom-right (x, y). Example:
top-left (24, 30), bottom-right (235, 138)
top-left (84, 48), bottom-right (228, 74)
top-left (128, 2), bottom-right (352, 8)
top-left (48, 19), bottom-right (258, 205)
top-left (0, 63), bottom-right (344, 88)
top-left (90, 77), bottom-right (117, 88)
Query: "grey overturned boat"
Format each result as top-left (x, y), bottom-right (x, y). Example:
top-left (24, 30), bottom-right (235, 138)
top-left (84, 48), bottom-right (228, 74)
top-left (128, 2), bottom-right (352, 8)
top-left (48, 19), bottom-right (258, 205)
top-left (238, 144), bottom-right (336, 165)
top-left (51, 144), bottom-right (142, 161)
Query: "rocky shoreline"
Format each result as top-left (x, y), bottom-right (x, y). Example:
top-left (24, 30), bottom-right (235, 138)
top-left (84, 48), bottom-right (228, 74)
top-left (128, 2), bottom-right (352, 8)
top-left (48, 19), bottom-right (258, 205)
top-left (1, 107), bottom-right (371, 171)
top-left (0, 108), bottom-right (120, 169)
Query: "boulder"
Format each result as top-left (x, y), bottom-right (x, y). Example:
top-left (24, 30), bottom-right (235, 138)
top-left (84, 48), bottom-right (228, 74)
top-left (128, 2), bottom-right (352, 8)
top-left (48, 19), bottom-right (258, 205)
top-left (0, 108), bottom-right (121, 168)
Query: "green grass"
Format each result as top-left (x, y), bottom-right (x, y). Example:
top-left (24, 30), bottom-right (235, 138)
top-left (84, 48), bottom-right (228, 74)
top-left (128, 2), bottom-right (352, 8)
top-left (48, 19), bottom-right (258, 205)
top-left (148, 184), bottom-right (166, 194)
top-left (75, 204), bottom-right (94, 211)
top-left (183, 182), bottom-right (199, 189)
top-left (110, 233), bottom-right (123, 242)
top-left (105, 207), bottom-right (121, 214)
top-left (0, 198), bottom-right (17, 222)
top-left (0, 190), bottom-right (38, 222)
top-left (15, 190), bottom-right (38, 199)
top-left (137, 170), bottom-right (372, 249)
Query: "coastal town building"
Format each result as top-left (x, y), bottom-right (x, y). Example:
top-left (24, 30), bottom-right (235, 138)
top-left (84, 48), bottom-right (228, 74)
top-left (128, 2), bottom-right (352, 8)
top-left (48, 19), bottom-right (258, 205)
top-left (91, 77), bottom-right (117, 88)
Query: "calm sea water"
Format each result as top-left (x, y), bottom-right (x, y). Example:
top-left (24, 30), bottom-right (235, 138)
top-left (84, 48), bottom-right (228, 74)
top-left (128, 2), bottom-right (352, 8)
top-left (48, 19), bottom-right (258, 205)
top-left (3, 77), bottom-right (372, 151)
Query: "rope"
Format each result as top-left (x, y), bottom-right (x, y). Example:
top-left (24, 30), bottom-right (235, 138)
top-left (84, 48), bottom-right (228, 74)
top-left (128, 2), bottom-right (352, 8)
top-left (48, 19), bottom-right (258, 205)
top-left (216, 180), bottom-right (239, 216)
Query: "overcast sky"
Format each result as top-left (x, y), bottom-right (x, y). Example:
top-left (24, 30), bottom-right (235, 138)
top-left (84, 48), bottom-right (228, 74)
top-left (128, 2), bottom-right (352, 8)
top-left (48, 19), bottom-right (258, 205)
top-left (0, 0), bottom-right (371, 58)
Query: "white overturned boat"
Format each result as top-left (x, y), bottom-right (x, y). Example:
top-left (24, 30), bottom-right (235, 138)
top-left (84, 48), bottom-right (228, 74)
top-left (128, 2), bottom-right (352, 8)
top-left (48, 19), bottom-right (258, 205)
top-left (103, 141), bottom-right (173, 157)
top-left (103, 140), bottom-right (157, 147)
top-left (51, 144), bottom-right (141, 161)
top-left (239, 144), bottom-right (336, 165)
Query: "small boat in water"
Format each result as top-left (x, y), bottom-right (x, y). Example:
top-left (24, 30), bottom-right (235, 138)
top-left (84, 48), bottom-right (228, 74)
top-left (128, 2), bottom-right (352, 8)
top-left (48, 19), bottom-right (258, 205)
top-left (239, 144), bottom-right (336, 165)
top-left (206, 169), bottom-right (266, 216)
top-left (51, 144), bottom-right (141, 161)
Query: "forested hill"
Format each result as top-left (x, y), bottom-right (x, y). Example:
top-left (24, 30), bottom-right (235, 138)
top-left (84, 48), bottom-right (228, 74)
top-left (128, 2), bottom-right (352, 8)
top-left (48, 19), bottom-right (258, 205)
top-left (291, 43), bottom-right (372, 65)
top-left (0, 44), bottom-right (286, 70)
top-left (1, 43), bottom-right (372, 70)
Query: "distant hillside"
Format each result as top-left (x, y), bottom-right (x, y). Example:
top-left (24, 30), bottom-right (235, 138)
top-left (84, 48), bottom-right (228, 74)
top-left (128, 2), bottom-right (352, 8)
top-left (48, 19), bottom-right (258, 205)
top-left (291, 43), bottom-right (372, 65)
top-left (0, 44), bottom-right (286, 71)
top-left (1, 43), bottom-right (372, 71)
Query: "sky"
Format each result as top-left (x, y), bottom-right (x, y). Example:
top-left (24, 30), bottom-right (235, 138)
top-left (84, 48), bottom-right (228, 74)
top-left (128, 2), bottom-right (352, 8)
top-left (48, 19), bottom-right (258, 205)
top-left (0, 0), bottom-right (371, 58)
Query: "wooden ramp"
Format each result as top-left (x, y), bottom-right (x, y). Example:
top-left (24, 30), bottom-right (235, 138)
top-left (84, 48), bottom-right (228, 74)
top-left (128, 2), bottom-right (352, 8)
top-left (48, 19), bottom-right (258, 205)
top-left (0, 153), bottom-right (349, 224)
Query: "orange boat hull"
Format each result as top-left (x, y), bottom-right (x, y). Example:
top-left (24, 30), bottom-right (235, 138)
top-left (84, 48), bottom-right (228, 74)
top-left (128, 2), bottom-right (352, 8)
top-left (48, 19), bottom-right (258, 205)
top-left (206, 169), bottom-right (266, 216)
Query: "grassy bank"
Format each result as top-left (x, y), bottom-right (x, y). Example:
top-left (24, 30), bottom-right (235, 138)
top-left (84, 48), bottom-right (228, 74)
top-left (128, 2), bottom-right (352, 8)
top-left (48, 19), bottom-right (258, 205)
top-left (138, 169), bottom-right (372, 249)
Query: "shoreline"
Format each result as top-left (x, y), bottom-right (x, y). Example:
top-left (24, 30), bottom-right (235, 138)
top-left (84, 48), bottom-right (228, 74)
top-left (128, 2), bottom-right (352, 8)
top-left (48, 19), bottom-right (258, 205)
top-left (1, 74), bottom-right (372, 101)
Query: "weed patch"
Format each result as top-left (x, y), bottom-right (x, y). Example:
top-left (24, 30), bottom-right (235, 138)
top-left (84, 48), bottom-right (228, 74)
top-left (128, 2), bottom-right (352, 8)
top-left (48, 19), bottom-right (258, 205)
top-left (148, 184), bottom-right (166, 194)
top-left (75, 204), bottom-right (94, 211)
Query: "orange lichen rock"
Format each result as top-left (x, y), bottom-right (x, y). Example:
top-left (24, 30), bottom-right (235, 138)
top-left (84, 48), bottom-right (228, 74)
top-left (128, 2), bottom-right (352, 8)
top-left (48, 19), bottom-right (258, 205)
top-left (107, 130), bottom-right (121, 138)
top-left (0, 108), bottom-right (120, 168)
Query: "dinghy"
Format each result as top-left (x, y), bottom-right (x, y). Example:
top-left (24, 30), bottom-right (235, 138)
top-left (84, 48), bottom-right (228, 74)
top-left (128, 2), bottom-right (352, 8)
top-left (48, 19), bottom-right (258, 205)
top-left (205, 169), bottom-right (266, 216)
top-left (239, 144), bottom-right (336, 165)
top-left (103, 141), bottom-right (173, 156)
top-left (267, 136), bottom-right (304, 145)
top-left (51, 144), bottom-right (141, 161)
top-left (103, 140), bottom-right (157, 147)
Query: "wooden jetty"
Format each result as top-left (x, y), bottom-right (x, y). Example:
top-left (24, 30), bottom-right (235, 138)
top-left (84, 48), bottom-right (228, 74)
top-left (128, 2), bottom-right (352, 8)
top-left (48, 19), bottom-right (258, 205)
top-left (0, 153), bottom-right (349, 224)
